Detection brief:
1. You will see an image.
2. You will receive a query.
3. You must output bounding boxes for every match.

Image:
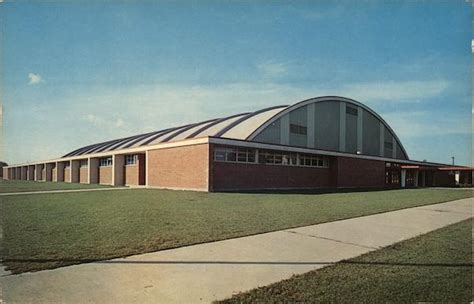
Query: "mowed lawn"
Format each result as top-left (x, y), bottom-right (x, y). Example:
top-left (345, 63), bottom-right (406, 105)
top-left (0, 179), bottom-right (111, 193)
top-left (221, 219), bottom-right (473, 303)
top-left (0, 187), bottom-right (472, 273)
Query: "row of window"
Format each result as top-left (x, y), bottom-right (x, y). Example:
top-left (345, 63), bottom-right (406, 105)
top-left (385, 162), bottom-right (400, 168)
top-left (214, 146), bottom-right (330, 168)
top-left (62, 155), bottom-right (140, 168)
top-left (214, 147), bottom-right (255, 163)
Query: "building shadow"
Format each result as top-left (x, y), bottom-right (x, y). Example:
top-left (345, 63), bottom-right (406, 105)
top-left (218, 187), bottom-right (421, 195)
top-left (2, 258), bottom-right (472, 268)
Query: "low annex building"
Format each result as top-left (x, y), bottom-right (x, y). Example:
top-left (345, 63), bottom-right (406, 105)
top-left (3, 96), bottom-right (473, 191)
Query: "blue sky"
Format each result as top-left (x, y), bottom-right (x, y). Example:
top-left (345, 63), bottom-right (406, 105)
top-left (1, 0), bottom-right (472, 165)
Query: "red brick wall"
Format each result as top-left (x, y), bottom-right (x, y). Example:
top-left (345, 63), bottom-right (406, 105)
top-left (460, 171), bottom-right (473, 185)
top-left (124, 155), bottom-right (145, 186)
top-left (148, 144), bottom-right (209, 191)
top-left (99, 166), bottom-right (112, 185)
top-left (210, 146), bottom-right (388, 191)
top-left (433, 171), bottom-right (455, 187)
top-left (79, 168), bottom-right (88, 184)
top-left (334, 156), bottom-right (386, 188)
top-left (125, 165), bottom-right (139, 186)
top-left (212, 161), bottom-right (332, 191)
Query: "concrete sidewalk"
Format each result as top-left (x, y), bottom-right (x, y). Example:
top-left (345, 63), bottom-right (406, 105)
top-left (1, 198), bottom-right (472, 303)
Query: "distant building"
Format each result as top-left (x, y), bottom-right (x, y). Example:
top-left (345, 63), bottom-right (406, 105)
top-left (0, 161), bottom-right (7, 179)
top-left (3, 96), bottom-right (473, 190)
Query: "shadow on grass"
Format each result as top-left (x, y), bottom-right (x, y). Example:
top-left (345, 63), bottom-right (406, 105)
top-left (218, 187), bottom-right (429, 195)
top-left (2, 258), bottom-right (473, 268)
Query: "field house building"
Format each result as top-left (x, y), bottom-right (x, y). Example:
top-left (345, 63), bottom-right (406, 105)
top-left (3, 96), bottom-right (473, 191)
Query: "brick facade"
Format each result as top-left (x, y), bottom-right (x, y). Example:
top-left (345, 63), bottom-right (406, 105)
top-left (147, 144), bottom-right (209, 191)
top-left (79, 167), bottom-right (88, 184)
top-left (212, 162), bottom-right (333, 191)
top-left (334, 156), bottom-right (386, 188)
top-left (124, 165), bottom-right (138, 186)
top-left (64, 168), bottom-right (71, 182)
top-left (5, 140), bottom-right (471, 191)
top-left (124, 154), bottom-right (146, 186)
top-left (210, 145), bottom-right (387, 191)
top-left (99, 166), bottom-right (112, 185)
top-left (52, 168), bottom-right (57, 182)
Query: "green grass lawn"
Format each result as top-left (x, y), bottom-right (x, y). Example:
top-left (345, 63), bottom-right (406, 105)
top-left (0, 188), bottom-right (472, 274)
top-left (0, 179), bottom-right (111, 193)
top-left (220, 219), bottom-right (473, 303)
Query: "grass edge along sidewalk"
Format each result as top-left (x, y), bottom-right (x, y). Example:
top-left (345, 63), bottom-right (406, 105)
top-left (1, 188), bottom-right (472, 274)
top-left (220, 218), bottom-right (473, 303)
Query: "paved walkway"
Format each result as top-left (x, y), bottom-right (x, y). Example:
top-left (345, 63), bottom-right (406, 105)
top-left (0, 187), bottom-right (131, 196)
top-left (1, 198), bottom-right (472, 303)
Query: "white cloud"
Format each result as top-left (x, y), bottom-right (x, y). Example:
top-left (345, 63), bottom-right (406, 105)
top-left (14, 78), bottom-right (456, 164)
top-left (257, 62), bottom-right (288, 78)
top-left (28, 73), bottom-right (43, 85)
top-left (84, 114), bottom-right (102, 126)
top-left (382, 110), bottom-right (471, 139)
top-left (83, 114), bottom-right (126, 132)
top-left (72, 79), bottom-right (452, 136)
top-left (115, 118), bottom-right (124, 128)
top-left (338, 80), bottom-right (450, 102)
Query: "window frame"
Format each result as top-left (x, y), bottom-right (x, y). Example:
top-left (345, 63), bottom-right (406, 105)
top-left (213, 145), bottom-right (329, 169)
top-left (214, 146), bottom-right (256, 164)
top-left (346, 106), bottom-right (358, 116)
top-left (99, 157), bottom-right (113, 167)
top-left (289, 123), bottom-right (308, 135)
top-left (125, 154), bottom-right (138, 166)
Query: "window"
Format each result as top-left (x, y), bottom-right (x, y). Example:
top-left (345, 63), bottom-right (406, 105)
top-left (384, 142), bottom-right (393, 149)
top-left (346, 106), bottom-right (358, 116)
top-left (290, 124), bottom-right (307, 135)
top-left (300, 154), bottom-right (329, 168)
top-left (406, 172), bottom-right (415, 185)
top-left (79, 159), bottom-right (88, 167)
top-left (386, 162), bottom-right (400, 168)
top-left (214, 148), bottom-right (226, 161)
top-left (214, 146), bottom-right (256, 163)
top-left (64, 162), bottom-right (70, 168)
top-left (258, 150), bottom-right (297, 165)
top-left (125, 154), bottom-right (138, 165)
top-left (214, 146), bottom-right (328, 168)
top-left (99, 157), bottom-right (112, 167)
top-left (391, 172), bottom-right (400, 184)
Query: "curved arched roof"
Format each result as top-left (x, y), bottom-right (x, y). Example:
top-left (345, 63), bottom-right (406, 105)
top-left (62, 105), bottom-right (288, 157)
top-left (62, 96), bottom-right (408, 159)
top-left (247, 96), bottom-right (409, 159)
